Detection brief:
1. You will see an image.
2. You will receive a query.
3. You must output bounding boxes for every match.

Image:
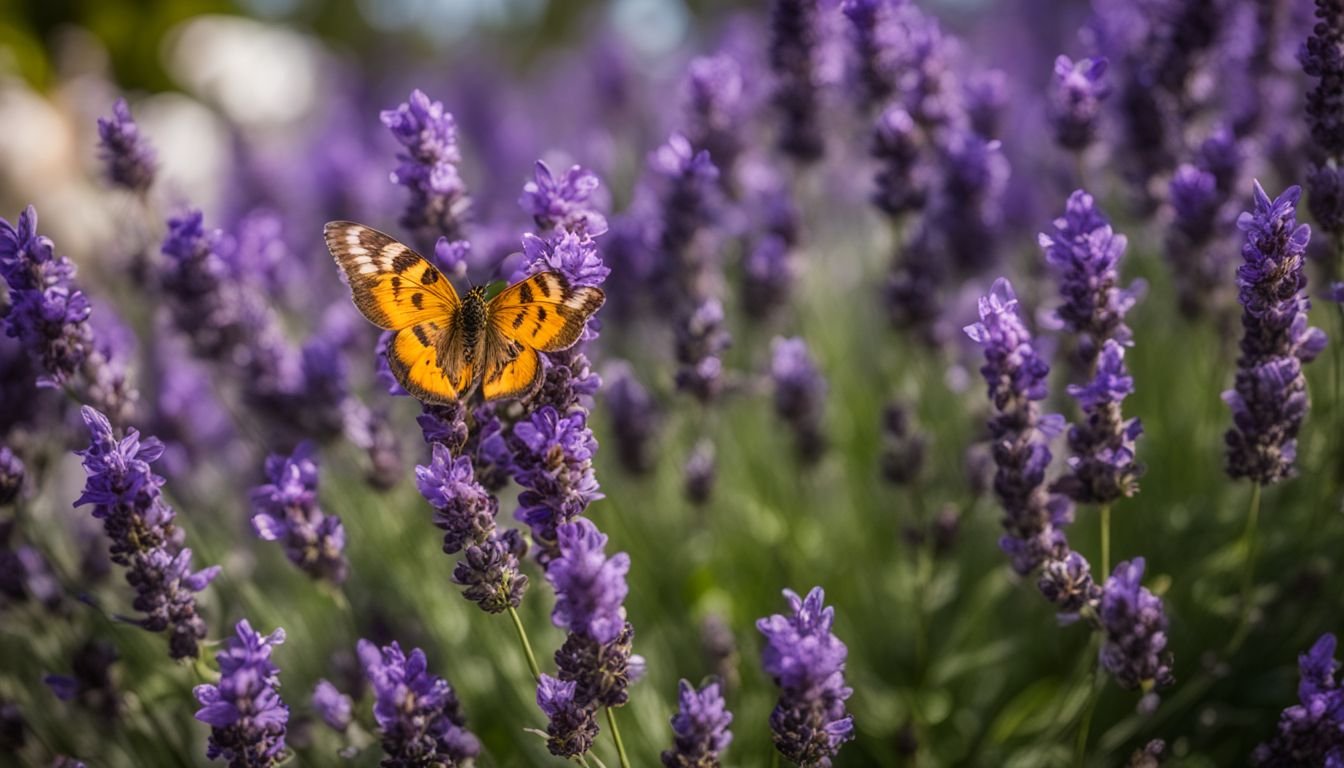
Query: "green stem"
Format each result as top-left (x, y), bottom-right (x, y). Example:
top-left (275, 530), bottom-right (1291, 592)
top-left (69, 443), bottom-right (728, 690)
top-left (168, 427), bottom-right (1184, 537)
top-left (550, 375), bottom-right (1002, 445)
top-left (1230, 482), bottom-right (1262, 652)
top-left (604, 707), bottom-right (632, 768)
top-left (771, 750), bottom-right (781, 768)
top-left (1073, 672), bottom-right (1103, 767)
top-left (1099, 504), bottom-right (1111, 578)
top-left (507, 605), bottom-right (542, 682)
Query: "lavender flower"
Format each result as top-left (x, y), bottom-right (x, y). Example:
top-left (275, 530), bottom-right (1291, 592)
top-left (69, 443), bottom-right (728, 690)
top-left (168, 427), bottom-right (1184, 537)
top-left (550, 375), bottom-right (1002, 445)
top-left (1040, 190), bottom-right (1141, 366)
top-left (661, 679), bottom-right (733, 767)
top-left (743, 235), bottom-right (796, 321)
top-left (650, 134), bottom-right (721, 303)
top-left (935, 131), bottom-right (1010, 277)
top-left (1037, 550), bottom-right (1099, 617)
top-left (311, 680), bottom-right (352, 733)
top-left (381, 90), bottom-right (472, 247)
top-left (1049, 56), bottom-right (1110, 151)
top-left (684, 439), bottom-right (717, 506)
top-left (884, 228), bottom-right (946, 345)
top-left (841, 0), bottom-right (896, 112)
top-left (547, 519), bottom-right (629, 647)
top-left (160, 210), bottom-right (249, 362)
top-left (517, 232), bottom-right (610, 290)
top-left (1097, 558), bottom-right (1174, 698)
top-left (682, 55), bottom-right (747, 178)
top-left (452, 529), bottom-right (528, 614)
top-left (769, 0), bottom-right (824, 161)
top-left (1253, 633), bottom-right (1344, 765)
top-left (250, 444), bottom-right (348, 584)
top-left (537, 674), bottom-right (599, 758)
top-left (511, 407), bottom-right (603, 563)
top-left (964, 278), bottom-right (1074, 575)
top-left (965, 69), bottom-right (1007, 138)
top-left (770, 337), bottom-right (827, 464)
top-left (96, 98), bottom-right (156, 194)
top-left (604, 362), bottom-right (660, 475)
top-left (1308, 164), bottom-right (1344, 237)
top-left (870, 106), bottom-right (929, 219)
top-left (358, 639), bottom-right (480, 766)
top-left (0, 446), bottom-right (22, 506)
top-left (193, 620), bottom-right (289, 767)
top-left (879, 401), bottom-right (927, 486)
top-left (1224, 182), bottom-right (1327, 484)
top-left (757, 587), bottom-right (854, 765)
top-left (675, 299), bottom-right (730, 404)
top-left (1301, 0), bottom-right (1344, 159)
top-left (74, 406), bottom-right (219, 659)
top-left (519, 162), bottom-right (608, 240)
top-left (0, 519), bottom-right (61, 610)
top-left (43, 639), bottom-right (120, 720)
top-left (1055, 340), bottom-right (1144, 503)
top-left (415, 443), bottom-right (498, 555)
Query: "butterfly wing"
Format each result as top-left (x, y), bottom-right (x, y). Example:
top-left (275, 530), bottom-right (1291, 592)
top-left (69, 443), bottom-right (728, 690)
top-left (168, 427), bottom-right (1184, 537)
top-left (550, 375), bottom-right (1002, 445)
top-left (324, 221), bottom-right (459, 330)
top-left (479, 335), bottom-right (542, 402)
top-left (325, 221), bottom-right (466, 404)
top-left (487, 271), bottom-right (605, 353)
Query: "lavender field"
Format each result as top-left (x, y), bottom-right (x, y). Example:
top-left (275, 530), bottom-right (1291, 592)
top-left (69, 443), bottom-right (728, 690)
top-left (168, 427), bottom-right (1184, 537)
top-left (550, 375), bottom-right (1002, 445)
top-left (0, 0), bottom-right (1342, 765)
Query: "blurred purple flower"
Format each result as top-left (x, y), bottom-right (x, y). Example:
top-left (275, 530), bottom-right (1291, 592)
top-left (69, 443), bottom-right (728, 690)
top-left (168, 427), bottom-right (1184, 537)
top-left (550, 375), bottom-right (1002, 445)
top-left (870, 106), bottom-right (929, 219)
top-left (381, 89), bottom-right (472, 247)
top-left (310, 680), bottom-right (352, 734)
top-left (964, 278), bottom-right (1074, 575)
top-left (675, 299), bottom-right (730, 404)
top-left (358, 639), bottom-right (480, 765)
top-left (1253, 633), bottom-right (1344, 766)
top-left (0, 519), bottom-right (61, 611)
top-left (934, 131), bottom-right (1010, 276)
top-left (43, 639), bottom-right (120, 720)
top-left (96, 98), bottom-right (156, 194)
top-left (537, 674), bottom-right (599, 758)
top-left (1098, 558), bottom-right (1174, 698)
top-left (250, 444), bottom-right (348, 585)
top-left (769, 0), bottom-right (824, 161)
top-left (193, 620), bottom-right (289, 767)
top-left (662, 679), bottom-right (733, 767)
top-left (1301, 0), bottom-right (1344, 159)
top-left (520, 161), bottom-right (608, 240)
top-left (1308, 164), bottom-right (1344, 237)
top-left (603, 361), bottom-right (660, 475)
top-left (75, 406), bottom-right (219, 659)
top-left (965, 69), bottom-right (1007, 138)
top-left (0, 447), bottom-right (22, 506)
top-left (511, 407), bottom-right (603, 563)
top-left (742, 235), bottom-right (796, 321)
top-left (841, 0), bottom-right (897, 112)
top-left (770, 337), bottom-right (827, 464)
top-left (650, 133), bottom-right (721, 302)
top-left (757, 587), bottom-right (854, 765)
top-left (684, 438), bottom-right (717, 507)
top-left (682, 55), bottom-right (747, 178)
top-left (1049, 56), bottom-right (1110, 151)
top-left (1056, 340), bottom-right (1143, 503)
top-left (1225, 182), bottom-right (1327, 484)
top-left (880, 401), bottom-right (927, 486)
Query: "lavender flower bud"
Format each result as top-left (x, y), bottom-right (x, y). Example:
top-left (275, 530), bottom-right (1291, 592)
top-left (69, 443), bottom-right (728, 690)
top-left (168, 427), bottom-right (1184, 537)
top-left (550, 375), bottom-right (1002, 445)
top-left (381, 90), bottom-right (471, 247)
top-left (676, 299), bottom-right (731, 404)
top-left (1252, 633), bottom-right (1344, 765)
top-left (1049, 56), bottom-right (1110, 151)
top-left (661, 679), bottom-right (733, 767)
top-left (1308, 164), bottom-right (1344, 237)
top-left (193, 620), bottom-right (289, 767)
top-left (510, 407), bottom-right (603, 563)
top-left (555, 622), bottom-right (636, 709)
top-left (310, 680), bottom-right (352, 734)
top-left (0, 519), bottom-right (61, 610)
top-left (757, 587), bottom-right (854, 764)
top-left (1055, 340), bottom-right (1144, 504)
top-left (684, 439), bottom-right (717, 507)
top-left (1225, 182), bottom-right (1328, 483)
top-left (96, 98), bottom-right (157, 194)
top-left (965, 69), bottom-right (1007, 138)
top-left (1037, 550), bottom-right (1099, 616)
top-left (842, 0), bottom-right (896, 112)
top-left (1098, 558), bottom-right (1174, 695)
top-left (537, 674), bottom-right (598, 758)
top-left (742, 235), bottom-right (796, 321)
top-left (769, 0), bottom-right (824, 162)
top-left (75, 406), bottom-right (219, 659)
top-left (250, 444), bottom-right (348, 584)
top-left (415, 443), bottom-right (498, 556)
top-left (357, 639), bottom-right (480, 765)
top-left (452, 528), bottom-right (528, 614)
top-left (770, 337), bottom-right (828, 464)
top-left (520, 161), bottom-right (608, 240)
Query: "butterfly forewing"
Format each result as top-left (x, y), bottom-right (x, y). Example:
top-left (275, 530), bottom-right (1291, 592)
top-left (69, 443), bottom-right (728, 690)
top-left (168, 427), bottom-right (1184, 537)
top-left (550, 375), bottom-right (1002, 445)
top-left (324, 221), bottom-right (459, 330)
top-left (488, 271), bottom-right (605, 353)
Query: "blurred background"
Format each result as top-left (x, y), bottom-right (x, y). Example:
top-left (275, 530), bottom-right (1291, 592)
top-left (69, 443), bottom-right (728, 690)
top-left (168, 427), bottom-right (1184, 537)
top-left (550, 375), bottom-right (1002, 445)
top-left (1, 0), bottom-right (1340, 766)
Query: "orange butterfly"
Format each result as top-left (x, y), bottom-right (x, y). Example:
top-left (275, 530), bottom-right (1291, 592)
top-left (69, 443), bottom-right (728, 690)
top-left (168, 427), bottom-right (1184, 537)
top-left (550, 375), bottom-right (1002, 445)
top-left (324, 222), bottom-right (604, 404)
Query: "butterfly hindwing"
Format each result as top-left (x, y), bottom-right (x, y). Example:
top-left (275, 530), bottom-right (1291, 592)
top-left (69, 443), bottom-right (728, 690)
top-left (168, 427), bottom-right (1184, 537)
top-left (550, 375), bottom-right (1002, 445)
top-left (324, 221), bottom-right (459, 331)
top-left (488, 271), bottom-right (605, 352)
top-left (480, 339), bottom-right (542, 402)
top-left (385, 321), bottom-right (464, 405)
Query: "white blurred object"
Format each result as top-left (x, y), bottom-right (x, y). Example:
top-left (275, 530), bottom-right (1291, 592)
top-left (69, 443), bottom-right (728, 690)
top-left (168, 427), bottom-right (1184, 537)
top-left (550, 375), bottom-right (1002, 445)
top-left (610, 0), bottom-right (689, 58)
top-left (165, 15), bottom-right (322, 129)
top-left (136, 93), bottom-right (232, 219)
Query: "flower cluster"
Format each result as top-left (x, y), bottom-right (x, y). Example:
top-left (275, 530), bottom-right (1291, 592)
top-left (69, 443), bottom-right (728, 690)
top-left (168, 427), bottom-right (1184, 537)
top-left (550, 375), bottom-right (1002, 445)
top-left (1055, 341), bottom-right (1144, 504)
top-left (310, 680), bottom-right (352, 733)
top-left (96, 99), bottom-right (157, 195)
top-left (1097, 558), bottom-right (1174, 700)
top-left (769, 337), bottom-right (828, 464)
top-left (193, 620), bottom-right (289, 768)
top-left (249, 444), bottom-right (348, 584)
top-left (1253, 633), bottom-right (1344, 765)
top-left (681, 55), bottom-right (747, 179)
top-left (74, 406), bottom-right (219, 659)
top-left (510, 407), bottom-right (603, 564)
top-left (768, 0), bottom-right (824, 162)
top-left (381, 89), bottom-right (472, 247)
top-left (1165, 128), bottom-right (1244, 317)
top-left (661, 679), bottom-right (733, 767)
top-left (519, 161), bottom-right (609, 240)
top-left (757, 587), bottom-right (854, 765)
top-left (1049, 56), bottom-right (1110, 152)
top-left (358, 639), bottom-right (480, 766)
top-left (1224, 183), bottom-right (1327, 484)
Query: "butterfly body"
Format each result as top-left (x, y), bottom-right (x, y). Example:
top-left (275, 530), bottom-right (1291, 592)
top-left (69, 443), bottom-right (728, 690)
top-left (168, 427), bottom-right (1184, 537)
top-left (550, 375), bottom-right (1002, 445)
top-left (324, 222), bottom-right (604, 404)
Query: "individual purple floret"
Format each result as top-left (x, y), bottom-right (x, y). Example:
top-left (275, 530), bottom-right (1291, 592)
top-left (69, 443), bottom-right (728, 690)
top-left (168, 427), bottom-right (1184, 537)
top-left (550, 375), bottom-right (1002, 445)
top-left (311, 680), bottom-right (352, 733)
top-left (964, 278), bottom-right (1074, 575)
top-left (381, 89), bottom-right (472, 246)
top-left (0, 447), bottom-right (22, 506)
top-left (1253, 633), bottom-right (1344, 766)
top-left (870, 106), bottom-right (929, 219)
top-left (537, 674), bottom-right (599, 758)
top-left (604, 362), bottom-right (660, 475)
top-left (769, 0), bottom-right (824, 162)
top-left (770, 337), bottom-right (827, 464)
top-left (358, 639), bottom-right (480, 766)
top-left (510, 407), bottom-right (603, 563)
top-left (1301, 0), bottom-right (1344, 159)
top-left (675, 299), bottom-right (730, 404)
top-left (1040, 189), bottom-right (1141, 366)
top-left (520, 161), bottom-right (608, 240)
top-left (193, 620), bottom-right (289, 768)
top-left (757, 587), bottom-right (854, 766)
top-left (74, 406), bottom-right (219, 659)
top-left (1097, 558), bottom-right (1174, 700)
top-left (1055, 340), bottom-right (1144, 504)
top-left (682, 54), bottom-right (747, 179)
top-left (1049, 56), bottom-right (1110, 152)
top-left (250, 444), bottom-right (348, 584)
top-left (661, 679), bottom-right (733, 767)
top-left (1224, 182), bottom-right (1327, 484)
top-left (96, 98), bottom-right (156, 194)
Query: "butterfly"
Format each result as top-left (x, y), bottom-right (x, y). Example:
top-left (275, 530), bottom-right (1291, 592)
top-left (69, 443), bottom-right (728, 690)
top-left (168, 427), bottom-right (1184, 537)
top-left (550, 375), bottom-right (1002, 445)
top-left (324, 222), bottom-right (604, 404)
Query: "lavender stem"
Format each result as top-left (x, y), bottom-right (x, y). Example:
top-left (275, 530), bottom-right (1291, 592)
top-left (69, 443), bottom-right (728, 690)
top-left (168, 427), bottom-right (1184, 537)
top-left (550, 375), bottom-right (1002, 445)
top-left (604, 706), bottom-right (631, 768)
top-left (1233, 482), bottom-right (1262, 651)
top-left (507, 604), bottom-right (542, 682)
top-left (1100, 504), bottom-right (1111, 578)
